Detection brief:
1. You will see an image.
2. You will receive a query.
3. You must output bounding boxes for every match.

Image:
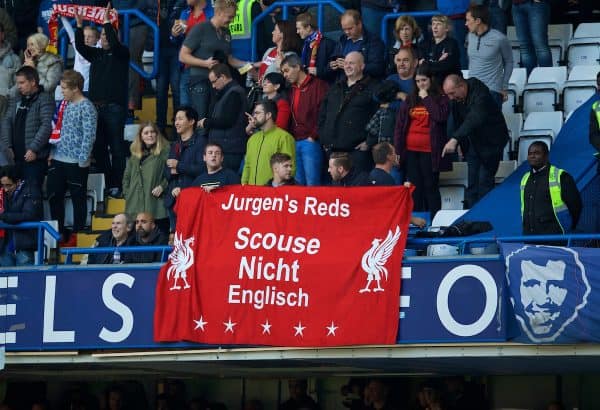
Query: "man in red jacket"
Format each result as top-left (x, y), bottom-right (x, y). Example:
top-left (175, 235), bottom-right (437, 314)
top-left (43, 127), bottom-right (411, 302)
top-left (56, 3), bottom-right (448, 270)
top-left (281, 54), bottom-right (329, 186)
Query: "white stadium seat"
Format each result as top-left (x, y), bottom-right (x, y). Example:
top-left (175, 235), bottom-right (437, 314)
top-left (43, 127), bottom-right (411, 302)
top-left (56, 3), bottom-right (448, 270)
top-left (495, 160), bottom-right (518, 184)
top-left (439, 185), bottom-right (465, 210)
top-left (431, 210), bottom-right (468, 227)
top-left (567, 23), bottom-right (600, 68)
top-left (522, 67), bottom-right (567, 114)
top-left (548, 23), bottom-right (573, 64)
top-left (504, 112), bottom-right (523, 153)
top-left (87, 173), bottom-right (105, 204)
top-left (563, 65), bottom-right (599, 114)
top-left (574, 22), bottom-right (600, 38)
top-left (522, 111), bottom-right (564, 138)
top-left (504, 68), bottom-right (527, 114)
top-left (64, 193), bottom-right (95, 229)
top-left (506, 26), bottom-right (521, 68)
top-left (439, 161), bottom-right (468, 187)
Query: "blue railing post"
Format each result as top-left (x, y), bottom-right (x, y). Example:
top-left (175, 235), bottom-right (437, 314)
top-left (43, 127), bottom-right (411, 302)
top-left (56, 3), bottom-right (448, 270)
top-left (58, 8), bottom-right (160, 80)
top-left (60, 245), bottom-right (173, 265)
top-left (0, 222), bottom-right (60, 266)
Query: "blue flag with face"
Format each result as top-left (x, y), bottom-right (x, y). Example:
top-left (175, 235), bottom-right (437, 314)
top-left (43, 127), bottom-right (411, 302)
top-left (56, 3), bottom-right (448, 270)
top-left (502, 243), bottom-right (600, 343)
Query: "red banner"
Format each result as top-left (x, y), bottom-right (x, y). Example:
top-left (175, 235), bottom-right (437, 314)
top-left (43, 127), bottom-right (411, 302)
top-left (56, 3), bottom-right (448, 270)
top-left (48, 5), bottom-right (119, 54)
top-left (154, 185), bottom-right (413, 347)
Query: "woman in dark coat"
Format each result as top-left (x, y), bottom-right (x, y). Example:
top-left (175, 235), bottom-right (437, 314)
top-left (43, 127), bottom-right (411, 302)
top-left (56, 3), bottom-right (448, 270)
top-left (394, 65), bottom-right (451, 218)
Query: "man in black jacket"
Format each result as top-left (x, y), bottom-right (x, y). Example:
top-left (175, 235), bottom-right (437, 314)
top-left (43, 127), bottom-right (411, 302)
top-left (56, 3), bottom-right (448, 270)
top-left (521, 141), bottom-right (582, 236)
top-left (124, 212), bottom-right (169, 263)
top-left (441, 74), bottom-right (509, 208)
top-left (319, 51), bottom-right (378, 174)
top-left (75, 3), bottom-right (130, 198)
top-left (0, 165), bottom-right (43, 266)
top-left (198, 64), bottom-right (248, 172)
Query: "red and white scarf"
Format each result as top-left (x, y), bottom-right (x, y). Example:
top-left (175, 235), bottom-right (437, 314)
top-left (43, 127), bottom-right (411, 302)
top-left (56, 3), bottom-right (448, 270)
top-left (48, 5), bottom-right (119, 54)
top-left (50, 99), bottom-right (69, 144)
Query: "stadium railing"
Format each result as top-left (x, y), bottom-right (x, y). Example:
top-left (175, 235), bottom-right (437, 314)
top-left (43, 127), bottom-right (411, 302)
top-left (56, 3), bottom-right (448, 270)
top-left (61, 245), bottom-right (172, 265)
top-left (59, 8), bottom-right (160, 80)
top-left (407, 233), bottom-right (600, 256)
top-left (0, 221), bottom-right (61, 266)
top-left (251, 0), bottom-right (346, 61)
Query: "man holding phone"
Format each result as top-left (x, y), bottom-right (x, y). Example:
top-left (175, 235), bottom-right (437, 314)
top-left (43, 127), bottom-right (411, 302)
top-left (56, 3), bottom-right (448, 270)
top-left (328, 9), bottom-right (385, 80)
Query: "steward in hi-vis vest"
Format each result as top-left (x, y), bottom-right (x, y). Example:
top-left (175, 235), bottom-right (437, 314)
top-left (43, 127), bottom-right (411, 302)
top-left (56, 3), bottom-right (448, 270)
top-left (520, 141), bottom-right (582, 235)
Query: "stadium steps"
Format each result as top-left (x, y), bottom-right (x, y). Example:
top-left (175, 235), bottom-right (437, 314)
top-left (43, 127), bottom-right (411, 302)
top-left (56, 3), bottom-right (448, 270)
top-left (90, 198), bottom-right (125, 231)
top-left (135, 96), bottom-right (173, 123)
top-left (106, 197), bottom-right (126, 215)
top-left (64, 233), bottom-right (99, 264)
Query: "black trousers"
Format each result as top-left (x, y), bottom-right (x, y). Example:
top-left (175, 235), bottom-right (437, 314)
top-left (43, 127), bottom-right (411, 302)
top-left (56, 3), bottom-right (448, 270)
top-left (405, 150), bottom-right (441, 218)
top-left (47, 160), bottom-right (89, 233)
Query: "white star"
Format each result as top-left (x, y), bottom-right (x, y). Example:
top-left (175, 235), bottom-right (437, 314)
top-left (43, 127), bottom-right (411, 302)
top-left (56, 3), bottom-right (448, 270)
top-left (261, 319), bottom-right (272, 335)
top-left (193, 316), bottom-right (207, 331)
top-left (326, 321), bottom-right (338, 336)
top-left (223, 317), bottom-right (237, 333)
top-left (293, 321), bottom-right (306, 337)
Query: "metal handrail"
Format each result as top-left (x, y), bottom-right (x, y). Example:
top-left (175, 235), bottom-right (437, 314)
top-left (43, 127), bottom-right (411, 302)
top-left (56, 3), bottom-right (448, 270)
top-left (59, 8), bottom-right (159, 80)
top-left (381, 10), bottom-right (441, 47)
top-left (60, 245), bottom-right (172, 264)
top-left (0, 221), bottom-right (61, 266)
top-left (407, 233), bottom-right (600, 255)
top-left (251, 0), bottom-right (346, 61)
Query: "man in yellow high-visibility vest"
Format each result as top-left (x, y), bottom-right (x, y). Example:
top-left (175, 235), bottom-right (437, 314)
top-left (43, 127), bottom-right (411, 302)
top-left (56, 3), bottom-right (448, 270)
top-left (589, 71), bottom-right (600, 152)
top-left (520, 141), bottom-right (582, 236)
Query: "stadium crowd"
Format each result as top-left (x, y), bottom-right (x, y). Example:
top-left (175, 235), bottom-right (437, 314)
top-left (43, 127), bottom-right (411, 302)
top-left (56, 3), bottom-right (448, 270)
top-left (0, 0), bottom-right (596, 266)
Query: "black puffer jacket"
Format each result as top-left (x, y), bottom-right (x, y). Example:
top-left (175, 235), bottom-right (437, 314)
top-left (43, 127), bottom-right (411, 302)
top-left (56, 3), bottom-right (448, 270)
top-left (0, 181), bottom-right (43, 251)
top-left (318, 76), bottom-right (378, 151)
top-left (0, 88), bottom-right (54, 160)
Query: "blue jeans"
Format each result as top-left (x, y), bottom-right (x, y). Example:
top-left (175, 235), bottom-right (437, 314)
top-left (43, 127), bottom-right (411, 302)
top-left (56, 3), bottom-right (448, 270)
top-left (512, 0), bottom-right (552, 74)
top-left (94, 103), bottom-right (127, 190)
top-left (179, 67), bottom-right (190, 107)
top-left (295, 139), bottom-right (323, 186)
top-left (450, 18), bottom-right (468, 69)
top-left (188, 77), bottom-right (211, 120)
top-left (465, 149), bottom-right (501, 209)
top-left (156, 46), bottom-right (181, 130)
top-left (0, 248), bottom-right (34, 267)
top-left (488, 0), bottom-right (507, 34)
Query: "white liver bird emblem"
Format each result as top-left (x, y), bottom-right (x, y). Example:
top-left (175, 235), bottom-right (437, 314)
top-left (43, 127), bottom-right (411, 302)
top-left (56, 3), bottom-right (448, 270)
top-left (167, 232), bottom-right (195, 290)
top-left (359, 226), bottom-right (401, 293)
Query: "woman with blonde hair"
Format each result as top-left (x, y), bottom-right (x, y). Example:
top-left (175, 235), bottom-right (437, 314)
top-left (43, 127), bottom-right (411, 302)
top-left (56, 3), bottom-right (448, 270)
top-left (123, 122), bottom-right (171, 233)
top-left (23, 33), bottom-right (63, 94)
top-left (386, 15), bottom-right (424, 75)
